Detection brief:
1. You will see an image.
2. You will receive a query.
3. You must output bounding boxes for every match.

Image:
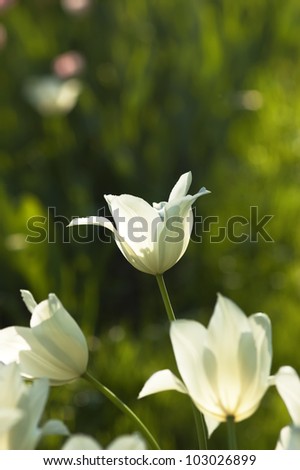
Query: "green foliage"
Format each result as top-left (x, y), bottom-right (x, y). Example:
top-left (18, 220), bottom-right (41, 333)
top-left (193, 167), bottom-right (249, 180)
top-left (1, 0), bottom-right (300, 449)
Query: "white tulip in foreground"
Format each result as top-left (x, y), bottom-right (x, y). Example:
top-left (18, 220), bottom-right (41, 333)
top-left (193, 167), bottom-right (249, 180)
top-left (139, 294), bottom-right (272, 435)
top-left (62, 432), bottom-right (147, 450)
top-left (68, 171), bottom-right (210, 275)
top-left (0, 363), bottom-right (68, 449)
top-left (273, 366), bottom-right (300, 449)
top-left (0, 290), bottom-right (89, 385)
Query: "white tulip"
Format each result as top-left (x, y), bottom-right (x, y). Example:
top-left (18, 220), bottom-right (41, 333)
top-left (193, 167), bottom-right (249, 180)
top-left (273, 366), bottom-right (300, 449)
top-left (0, 363), bottom-right (68, 449)
top-left (68, 171), bottom-right (210, 275)
top-left (139, 294), bottom-right (272, 435)
top-left (107, 433), bottom-right (147, 450)
top-left (23, 75), bottom-right (82, 115)
top-left (0, 290), bottom-right (89, 385)
top-left (62, 434), bottom-right (101, 450)
top-left (62, 432), bottom-right (147, 450)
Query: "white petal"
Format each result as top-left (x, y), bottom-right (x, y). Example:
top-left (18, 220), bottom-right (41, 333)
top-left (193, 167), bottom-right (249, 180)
top-left (1, 377), bottom-right (49, 450)
top-left (16, 329), bottom-right (76, 381)
top-left (30, 300), bottom-right (52, 327)
top-left (0, 363), bottom-right (24, 405)
top-left (114, 238), bottom-right (158, 274)
top-left (48, 294), bottom-right (87, 353)
top-left (105, 194), bottom-right (159, 241)
top-left (154, 207), bottom-right (193, 273)
top-left (170, 320), bottom-right (208, 406)
top-left (10, 378), bottom-right (49, 449)
top-left (168, 172), bottom-right (192, 201)
top-left (170, 321), bottom-right (228, 421)
top-left (236, 331), bottom-right (257, 396)
top-left (207, 295), bottom-right (252, 411)
top-left (164, 191), bottom-right (210, 221)
top-left (105, 194), bottom-right (164, 274)
top-left (0, 327), bottom-right (31, 365)
top-left (274, 366), bottom-right (300, 426)
top-left (209, 294), bottom-right (250, 343)
top-left (68, 216), bottom-right (115, 232)
top-left (202, 414), bottom-right (220, 438)
top-left (0, 409), bottom-right (22, 434)
top-left (138, 369), bottom-right (187, 398)
top-left (19, 322), bottom-right (88, 384)
top-left (20, 290), bottom-right (37, 314)
top-left (250, 313), bottom-right (272, 379)
top-left (30, 295), bottom-right (89, 381)
top-left (107, 433), bottom-right (147, 450)
top-left (0, 365), bottom-right (64, 450)
top-left (276, 425), bottom-right (300, 450)
top-left (62, 434), bottom-right (102, 450)
top-left (238, 314), bottom-right (272, 414)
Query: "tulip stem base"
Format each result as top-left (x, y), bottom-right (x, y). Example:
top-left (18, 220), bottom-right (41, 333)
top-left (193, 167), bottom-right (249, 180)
top-left (226, 415), bottom-right (238, 450)
top-left (83, 371), bottom-right (160, 450)
top-left (155, 274), bottom-right (176, 322)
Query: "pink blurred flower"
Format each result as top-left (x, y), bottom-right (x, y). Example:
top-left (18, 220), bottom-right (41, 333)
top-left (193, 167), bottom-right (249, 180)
top-left (61, 0), bottom-right (91, 15)
top-left (52, 51), bottom-right (85, 78)
top-left (0, 0), bottom-right (16, 12)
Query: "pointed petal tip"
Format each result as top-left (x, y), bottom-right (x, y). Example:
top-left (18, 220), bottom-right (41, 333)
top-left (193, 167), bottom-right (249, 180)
top-left (199, 186), bottom-right (211, 194)
top-left (68, 216), bottom-right (98, 227)
top-left (20, 290), bottom-right (37, 314)
top-left (67, 217), bottom-right (88, 227)
top-left (104, 193), bottom-right (114, 200)
top-left (216, 292), bottom-right (226, 302)
top-left (20, 289), bottom-right (29, 297)
top-left (48, 293), bottom-right (60, 304)
top-left (68, 216), bottom-right (113, 228)
top-left (138, 369), bottom-right (187, 399)
top-left (216, 291), bottom-right (238, 305)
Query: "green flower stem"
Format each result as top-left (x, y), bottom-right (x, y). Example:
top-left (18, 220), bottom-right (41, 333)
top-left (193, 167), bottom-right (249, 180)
top-left (155, 273), bottom-right (208, 450)
top-left (83, 371), bottom-right (160, 450)
top-left (155, 274), bottom-right (176, 322)
top-left (191, 400), bottom-right (208, 450)
top-left (226, 415), bottom-right (238, 450)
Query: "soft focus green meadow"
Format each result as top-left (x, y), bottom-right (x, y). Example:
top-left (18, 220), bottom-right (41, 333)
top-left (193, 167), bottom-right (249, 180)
top-left (1, 0), bottom-right (300, 449)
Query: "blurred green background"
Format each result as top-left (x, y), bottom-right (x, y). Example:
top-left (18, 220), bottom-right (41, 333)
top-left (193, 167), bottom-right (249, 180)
top-left (1, 0), bottom-right (300, 450)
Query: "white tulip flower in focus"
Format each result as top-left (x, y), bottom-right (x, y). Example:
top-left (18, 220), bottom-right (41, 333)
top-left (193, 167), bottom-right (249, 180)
top-left (139, 294), bottom-right (272, 435)
top-left (68, 171), bottom-right (210, 275)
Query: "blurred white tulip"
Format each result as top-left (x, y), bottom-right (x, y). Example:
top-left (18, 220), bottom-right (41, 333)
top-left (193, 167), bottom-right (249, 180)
top-left (0, 290), bottom-right (89, 385)
top-left (0, 363), bottom-right (68, 449)
top-left (23, 75), bottom-right (82, 115)
top-left (62, 432), bottom-right (147, 450)
top-left (273, 366), bottom-right (300, 449)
